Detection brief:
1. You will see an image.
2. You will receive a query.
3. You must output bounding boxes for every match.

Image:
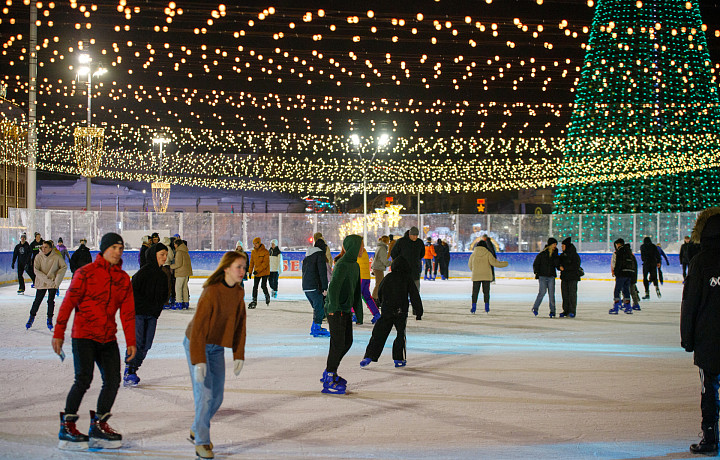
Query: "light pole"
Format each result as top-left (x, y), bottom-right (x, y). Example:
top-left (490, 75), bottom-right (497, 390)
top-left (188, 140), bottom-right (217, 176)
top-left (77, 53), bottom-right (106, 211)
top-left (351, 133), bottom-right (389, 244)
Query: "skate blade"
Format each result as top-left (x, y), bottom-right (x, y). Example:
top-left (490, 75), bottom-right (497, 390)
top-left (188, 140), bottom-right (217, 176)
top-left (321, 387), bottom-right (346, 395)
top-left (89, 438), bottom-right (122, 449)
top-left (58, 440), bottom-right (89, 450)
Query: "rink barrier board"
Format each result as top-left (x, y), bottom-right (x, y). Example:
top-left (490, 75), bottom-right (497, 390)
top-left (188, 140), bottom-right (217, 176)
top-left (0, 251), bottom-right (683, 285)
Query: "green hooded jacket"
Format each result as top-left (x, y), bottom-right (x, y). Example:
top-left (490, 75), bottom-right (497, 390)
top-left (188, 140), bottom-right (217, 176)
top-left (325, 234), bottom-right (363, 322)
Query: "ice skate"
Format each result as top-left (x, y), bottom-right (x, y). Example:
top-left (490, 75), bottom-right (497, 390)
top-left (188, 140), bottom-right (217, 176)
top-left (248, 300), bottom-right (257, 309)
top-left (371, 313), bottom-right (381, 324)
top-left (320, 370), bottom-right (347, 386)
top-left (360, 357), bottom-right (372, 368)
top-left (47, 317), bottom-right (53, 331)
top-left (310, 323), bottom-right (330, 337)
top-left (321, 371), bottom-right (346, 394)
top-left (17, 289), bottom-right (24, 295)
top-left (609, 301), bottom-right (620, 315)
top-left (642, 292), bottom-right (650, 300)
top-left (558, 313), bottom-right (567, 318)
top-left (188, 430), bottom-right (213, 449)
top-left (532, 308), bottom-right (538, 317)
top-left (568, 313), bottom-right (576, 318)
top-left (123, 366), bottom-right (139, 387)
top-left (195, 444), bottom-right (214, 459)
top-left (655, 287), bottom-right (662, 299)
top-left (58, 412), bottom-right (89, 450)
top-left (394, 360), bottom-right (407, 367)
top-left (632, 304), bottom-right (641, 311)
top-left (622, 302), bottom-right (633, 314)
top-left (470, 303), bottom-right (476, 314)
top-left (265, 296), bottom-right (270, 306)
top-left (690, 423), bottom-right (718, 455)
top-left (88, 411), bottom-right (122, 449)
top-left (549, 312), bottom-right (556, 318)
top-left (485, 302), bottom-right (490, 313)
top-left (25, 315), bottom-right (35, 330)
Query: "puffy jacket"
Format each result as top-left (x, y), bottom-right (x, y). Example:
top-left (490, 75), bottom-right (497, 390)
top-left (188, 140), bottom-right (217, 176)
top-left (613, 244), bottom-right (638, 279)
top-left (325, 235), bottom-right (362, 321)
top-left (302, 246), bottom-right (329, 292)
top-left (12, 242), bottom-right (31, 268)
top-left (358, 250), bottom-right (371, 280)
top-left (681, 207), bottom-right (720, 373)
top-left (249, 243), bottom-right (270, 277)
top-left (132, 245), bottom-right (170, 318)
top-left (269, 241), bottom-right (283, 273)
top-left (468, 245), bottom-right (508, 281)
top-left (640, 238), bottom-right (660, 266)
top-left (53, 254), bottom-right (136, 347)
top-left (34, 249), bottom-right (67, 290)
top-left (376, 256), bottom-right (423, 318)
top-left (70, 244), bottom-right (92, 273)
top-left (423, 243), bottom-right (436, 260)
top-left (371, 242), bottom-right (390, 271)
top-left (559, 243), bottom-right (582, 281)
top-left (171, 243), bottom-right (193, 277)
top-left (390, 232), bottom-right (425, 280)
top-left (533, 246), bottom-right (559, 278)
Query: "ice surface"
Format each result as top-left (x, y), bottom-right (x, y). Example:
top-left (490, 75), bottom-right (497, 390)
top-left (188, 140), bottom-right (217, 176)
top-left (0, 276), bottom-right (702, 459)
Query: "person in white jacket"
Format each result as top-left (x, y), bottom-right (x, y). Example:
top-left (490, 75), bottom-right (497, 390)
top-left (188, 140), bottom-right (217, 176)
top-left (27, 240), bottom-right (67, 330)
top-left (268, 239), bottom-right (283, 298)
top-left (371, 236), bottom-right (391, 302)
top-left (468, 240), bottom-right (508, 314)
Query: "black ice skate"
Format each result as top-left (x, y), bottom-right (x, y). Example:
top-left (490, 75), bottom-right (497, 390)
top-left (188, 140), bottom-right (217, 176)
top-left (88, 410), bottom-right (122, 449)
top-left (58, 412), bottom-right (89, 450)
top-left (248, 300), bottom-right (257, 309)
top-left (690, 423), bottom-right (718, 455)
top-left (655, 287), bottom-right (662, 299)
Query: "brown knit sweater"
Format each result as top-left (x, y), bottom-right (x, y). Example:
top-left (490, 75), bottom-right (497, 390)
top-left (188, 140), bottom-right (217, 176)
top-left (186, 281), bottom-right (247, 364)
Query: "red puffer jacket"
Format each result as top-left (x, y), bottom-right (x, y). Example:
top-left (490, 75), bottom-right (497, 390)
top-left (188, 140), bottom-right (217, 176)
top-left (53, 254), bottom-right (136, 347)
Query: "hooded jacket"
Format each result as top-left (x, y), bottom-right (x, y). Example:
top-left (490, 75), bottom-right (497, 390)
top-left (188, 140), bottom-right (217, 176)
top-left (423, 241), bottom-right (437, 260)
top-left (34, 248), bottom-right (67, 290)
top-left (53, 253), bottom-right (136, 347)
top-left (269, 239), bottom-right (283, 273)
top-left (249, 242), bottom-right (270, 277)
top-left (132, 244), bottom-right (170, 318)
top-left (302, 243), bottom-right (329, 292)
top-left (12, 241), bottom-right (31, 268)
top-left (681, 207), bottom-right (720, 373)
top-left (640, 237), bottom-right (660, 266)
top-left (612, 243), bottom-right (638, 279)
top-left (371, 241), bottom-right (390, 271)
top-left (468, 244), bottom-right (508, 281)
top-left (376, 256), bottom-right (423, 318)
top-left (325, 235), bottom-right (363, 321)
top-left (390, 231), bottom-right (425, 280)
top-left (70, 244), bottom-right (92, 273)
top-left (171, 242), bottom-right (193, 277)
top-left (559, 242), bottom-right (582, 281)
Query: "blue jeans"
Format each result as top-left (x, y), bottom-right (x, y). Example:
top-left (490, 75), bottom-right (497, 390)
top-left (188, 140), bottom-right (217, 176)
top-left (532, 276), bottom-right (556, 313)
top-left (127, 315), bottom-right (157, 372)
top-left (305, 290), bottom-right (326, 324)
top-left (614, 277), bottom-right (631, 302)
top-left (184, 336), bottom-right (225, 446)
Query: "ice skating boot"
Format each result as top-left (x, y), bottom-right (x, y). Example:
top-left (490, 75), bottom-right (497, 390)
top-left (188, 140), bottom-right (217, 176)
top-left (423, 275), bottom-right (429, 280)
top-left (394, 360), bottom-right (407, 367)
top-left (360, 358), bottom-right (372, 368)
top-left (88, 410), bottom-right (122, 449)
top-left (690, 423), bottom-right (718, 454)
top-left (371, 312), bottom-right (381, 324)
top-left (123, 366), bottom-right (140, 387)
top-left (532, 308), bottom-right (538, 317)
top-left (622, 302), bottom-right (633, 314)
top-left (58, 412), bottom-right (89, 450)
top-left (162, 303), bottom-right (171, 310)
top-left (470, 303), bottom-right (476, 314)
top-left (265, 296), bottom-right (271, 306)
top-left (549, 312), bottom-right (556, 318)
top-left (655, 287), bottom-right (662, 299)
top-left (310, 323), bottom-right (330, 337)
top-left (272, 289), bottom-right (277, 298)
top-left (609, 301), bottom-right (621, 315)
top-left (642, 292), bottom-right (650, 300)
top-left (632, 303), bottom-right (641, 311)
top-left (170, 302), bottom-right (181, 310)
top-left (17, 289), bottom-right (24, 295)
top-left (47, 317), bottom-right (54, 331)
top-left (183, 302), bottom-right (190, 310)
top-left (485, 302), bottom-right (490, 313)
top-left (25, 315), bottom-right (35, 329)
top-left (321, 371), bottom-right (347, 394)
top-left (195, 444), bottom-right (215, 459)
top-left (248, 300), bottom-right (257, 309)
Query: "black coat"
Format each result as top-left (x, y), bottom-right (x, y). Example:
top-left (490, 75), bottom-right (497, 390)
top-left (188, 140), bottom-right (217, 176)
top-left (433, 242), bottom-right (444, 262)
top-left (390, 231), bottom-right (425, 280)
top-left (131, 245), bottom-right (170, 318)
top-left (614, 243), bottom-right (638, 280)
top-left (680, 242), bottom-right (702, 264)
top-left (377, 256), bottom-right (423, 318)
top-left (559, 243), bottom-right (582, 281)
top-left (12, 242), bottom-right (31, 267)
top-left (640, 239), bottom-right (660, 266)
top-left (681, 208), bottom-right (720, 373)
top-left (301, 245), bottom-right (329, 292)
top-left (70, 245), bottom-right (93, 273)
top-left (29, 238), bottom-right (43, 262)
top-left (533, 246), bottom-right (559, 278)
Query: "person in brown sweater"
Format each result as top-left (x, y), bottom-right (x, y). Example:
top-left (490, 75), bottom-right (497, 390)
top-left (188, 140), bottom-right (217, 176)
top-left (183, 251), bottom-right (247, 460)
top-left (247, 236), bottom-right (270, 309)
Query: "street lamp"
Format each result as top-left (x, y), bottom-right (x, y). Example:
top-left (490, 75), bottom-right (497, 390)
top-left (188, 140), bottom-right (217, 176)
top-left (351, 133), bottom-right (389, 244)
top-left (76, 53), bottom-right (106, 211)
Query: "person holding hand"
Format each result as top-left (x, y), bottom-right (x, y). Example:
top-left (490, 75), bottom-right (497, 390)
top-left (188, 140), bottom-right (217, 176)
top-left (184, 251), bottom-right (248, 460)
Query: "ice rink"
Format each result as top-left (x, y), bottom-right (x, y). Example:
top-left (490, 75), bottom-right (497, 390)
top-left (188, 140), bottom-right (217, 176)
top-left (0, 276), bottom-right (705, 460)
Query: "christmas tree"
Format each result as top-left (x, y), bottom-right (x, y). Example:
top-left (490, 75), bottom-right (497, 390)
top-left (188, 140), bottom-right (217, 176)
top-left (553, 0), bottom-right (720, 213)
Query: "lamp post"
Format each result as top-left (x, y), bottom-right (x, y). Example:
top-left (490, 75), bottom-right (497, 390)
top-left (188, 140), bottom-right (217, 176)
top-left (77, 54), bottom-right (106, 211)
top-left (351, 133), bottom-right (389, 244)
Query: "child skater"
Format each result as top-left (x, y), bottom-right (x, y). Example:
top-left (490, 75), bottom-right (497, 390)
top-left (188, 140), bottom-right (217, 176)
top-left (184, 251), bottom-right (247, 460)
top-left (468, 240), bottom-right (508, 314)
top-left (322, 234), bottom-right (362, 395)
top-left (358, 242), bottom-right (381, 324)
top-left (360, 256), bottom-right (423, 368)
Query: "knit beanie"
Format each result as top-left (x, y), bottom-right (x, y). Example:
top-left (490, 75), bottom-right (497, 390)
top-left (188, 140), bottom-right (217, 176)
top-left (253, 236), bottom-right (262, 245)
top-left (561, 237), bottom-right (571, 246)
top-left (547, 237), bottom-right (558, 246)
top-left (100, 232), bottom-right (124, 254)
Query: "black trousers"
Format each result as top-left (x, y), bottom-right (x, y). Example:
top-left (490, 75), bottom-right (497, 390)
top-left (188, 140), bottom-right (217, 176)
top-left (642, 264), bottom-right (659, 292)
top-left (326, 311), bottom-right (353, 373)
top-left (699, 368), bottom-right (720, 427)
top-left (424, 259), bottom-right (433, 277)
top-left (65, 339), bottom-right (121, 416)
top-left (30, 289), bottom-right (56, 318)
top-left (441, 258), bottom-right (450, 279)
top-left (471, 281), bottom-right (491, 304)
top-left (252, 275), bottom-right (270, 301)
top-left (433, 258), bottom-right (441, 276)
top-left (364, 313), bottom-right (407, 362)
top-left (16, 263), bottom-right (33, 291)
top-left (683, 263), bottom-right (689, 280)
top-left (268, 272), bottom-right (279, 291)
top-left (560, 279), bottom-right (578, 315)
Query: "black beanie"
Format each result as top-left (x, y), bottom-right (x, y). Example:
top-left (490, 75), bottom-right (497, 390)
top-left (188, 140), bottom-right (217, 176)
top-left (561, 237), bottom-right (571, 246)
top-left (100, 232), bottom-right (124, 254)
top-left (547, 237), bottom-right (558, 246)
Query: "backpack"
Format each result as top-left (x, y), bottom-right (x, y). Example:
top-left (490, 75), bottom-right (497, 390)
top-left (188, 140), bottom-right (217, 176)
top-left (615, 245), bottom-right (636, 276)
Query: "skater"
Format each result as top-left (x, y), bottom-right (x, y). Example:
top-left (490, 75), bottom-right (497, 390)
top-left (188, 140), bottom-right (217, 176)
top-left (531, 238), bottom-right (560, 317)
top-left (558, 237), bottom-right (582, 318)
top-left (268, 239), bottom-right (283, 298)
top-left (170, 238), bottom-right (193, 309)
top-left (57, 238), bottom-right (70, 265)
top-left (247, 237), bottom-right (270, 309)
top-left (610, 238), bottom-right (637, 314)
top-left (358, 242), bottom-right (381, 323)
top-left (11, 233), bottom-right (33, 294)
top-left (680, 207), bottom-right (720, 455)
top-left (313, 232), bottom-right (334, 269)
top-left (138, 236), bottom-right (151, 267)
top-left (360, 256), bottom-right (423, 368)
top-left (468, 240), bottom-right (508, 314)
top-left (641, 236), bottom-right (662, 299)
top-left (302, 238), bottom-right (331, 337)
top-left (433, 238), bottom-right (444, 280)
top-left (52, 232), bottom-right (136, 451)
top-left (440, 239), bottom-right (451, 280)
top-left (387, 234), bottom-right (396, 260)
top-left (371, 235), bottom-right (391, 302)
top-left (123, 243), bottom-right (170, 387)
top-left (656, 243), bottom-right (670, 285)
top-left (390, 226), bottom-right (425, 293)
top-left (161, 237), bottom-right (175, 309)
top-left (322, 234), bottom-right (363, 395)
top-left (680, 236), bottom-right (693, 280)
top-left (27, 240), bottom-right (67, 330)
top-left (423, 237), bottom-right (437, 280)
top-left (69, 238), bottom-right (92, 277)
top-left (29, 232), bottom-right (43, 282)
top-left (234, 241), bottom-right (250, 288)
top-left (184, 251), bottom-right (247, 460)
top-left (483, 234), bottom-right (497, 282)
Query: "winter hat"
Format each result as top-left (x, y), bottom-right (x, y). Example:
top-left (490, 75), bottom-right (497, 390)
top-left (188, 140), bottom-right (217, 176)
top-left (313, 232), bottom-right (324, 242)
top-left (561, 237), bottom-right (571, 246)
top-left (409, 226), bottom-right (420, 236)
top-left (151, 232), bottom-right (159, 239)
top-left (614, 238), bottom-right (625, 246)
top-left (173, 233), bottom-right (181, 238)
top-left (236, 240), bottom-right (244, 249)
top-left (58, 237), bottom-right (63, 244)
top-left (162, 237), bottom-right (171, 245)
top-left (547, 237), bottom-right (558, 246)
top-left (20, 233), bottom-right (26, 239)
top-left (270, 238), bottom-right (279, 247)
top-left (154, 242), bottom-right (168, 253)
top-left (253, 236), bottom-right (262, 245)
top-left (100, 232), bottom-right (124, 254)
top-left (142, 235), bottom-right (149, 243)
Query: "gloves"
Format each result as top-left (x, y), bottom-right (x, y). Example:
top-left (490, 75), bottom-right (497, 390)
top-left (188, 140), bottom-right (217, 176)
top-left (194, 363), bottom-right (207, 383)
top-left (253, 270), bottom-right (258, 276)
top-left (233, 359), bottom-right (244, 376)
top-left (11, 265), bottom-right (14, 269)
